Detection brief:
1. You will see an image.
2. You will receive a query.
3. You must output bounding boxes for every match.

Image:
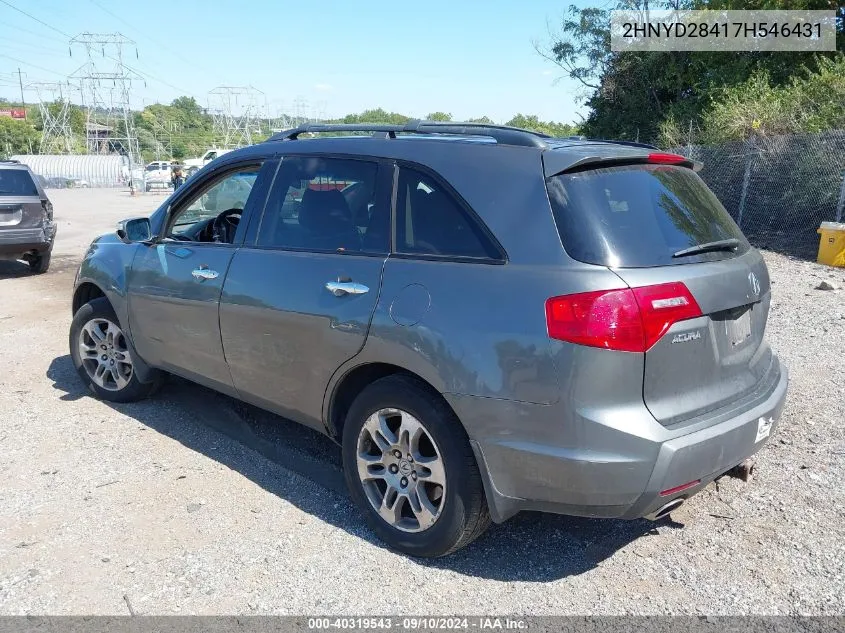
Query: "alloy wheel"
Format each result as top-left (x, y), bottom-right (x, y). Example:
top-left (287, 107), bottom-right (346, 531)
top-left (356, 407), bottom-right (446, 533)
top-left (78, 318), bottom-right (134, 391)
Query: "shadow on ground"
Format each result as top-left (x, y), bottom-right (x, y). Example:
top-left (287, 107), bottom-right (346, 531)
top-left (0, 255), bottom-right (80, 279)
top-left (0, 258), bottom-right (37, 278)
top-left (47, 353), bottom-right (672, 581)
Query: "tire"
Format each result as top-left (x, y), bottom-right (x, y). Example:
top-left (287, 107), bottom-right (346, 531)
top-left (28, 250), bottom-right (51, 274)
top-left (342, 374), bottom-right (490, 557)
top-left (69, 297), bottom-right (162, 403)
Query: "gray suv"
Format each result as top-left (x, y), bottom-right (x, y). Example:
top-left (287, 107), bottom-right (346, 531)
top-left (0, 161), bottom-right (56, 273)
top-left (69, 122), bottom-right (788, 557)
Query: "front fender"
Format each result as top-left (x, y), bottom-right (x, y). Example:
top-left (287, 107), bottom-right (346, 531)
top-left (73, 234), bottom-right (139, 328)
top-left (72, 236), bottom-right (161, 383)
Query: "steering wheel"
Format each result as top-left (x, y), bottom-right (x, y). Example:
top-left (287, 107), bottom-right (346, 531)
top-left (211, 207), bottom-right (242, 243)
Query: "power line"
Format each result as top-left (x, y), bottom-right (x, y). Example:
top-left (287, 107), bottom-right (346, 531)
top-left (0, 0), bottom-right (72, 38)
top-left (87, 0), bottom-right (185, 62)
top-left (0, 19), bottom-right (67, 44)
top-left (0, 53), bottom-right (66, 77)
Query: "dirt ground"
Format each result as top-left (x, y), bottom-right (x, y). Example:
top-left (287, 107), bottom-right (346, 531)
top-left (0, 189), bottom-right (843, 615)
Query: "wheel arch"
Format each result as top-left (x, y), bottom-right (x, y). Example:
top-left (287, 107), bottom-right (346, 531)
top-left (71, 278), bottom-right (158, 384)
top-left (325, 362), bottom-right (462, 442)
top-left (72, 281), bottom-right (107, 316)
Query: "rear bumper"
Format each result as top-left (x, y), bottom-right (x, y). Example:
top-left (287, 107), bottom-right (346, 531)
top-left (450, 355), bottom-right (789, 523)
top-left (0, 224), bottom-right (56, 256)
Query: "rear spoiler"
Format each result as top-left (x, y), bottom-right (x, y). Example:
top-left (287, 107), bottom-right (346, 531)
top-left (544, 150), bottom-right (703, 178)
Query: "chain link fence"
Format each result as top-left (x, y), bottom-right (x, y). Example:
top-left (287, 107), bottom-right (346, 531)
top-left (674, 129), bottom-right (845, 260)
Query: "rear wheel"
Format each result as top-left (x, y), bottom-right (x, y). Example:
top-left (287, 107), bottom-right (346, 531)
top-left (28, 250), bottom-right (51, 274)
top-left (342, 375), bottom-right (490, 557)
top-left (69, 298), bottom-right (162, 402)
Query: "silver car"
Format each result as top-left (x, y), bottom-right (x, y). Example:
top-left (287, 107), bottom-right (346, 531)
top-left (0, 161), bottom-right (56, 273)
top-left (69, 122), bottom-right (788, 556)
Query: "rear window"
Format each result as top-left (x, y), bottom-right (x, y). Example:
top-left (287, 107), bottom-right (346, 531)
top-left (546, 164), bottom-right (748, 267)
top-left (0, 168), bottom-right (38, 197)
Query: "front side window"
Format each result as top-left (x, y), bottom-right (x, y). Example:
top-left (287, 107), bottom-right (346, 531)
top-left (394, 166), bottom-right (499, 260)
top-left (257, 156), bottom-right (386, 254)
top-left (167, 166), bottom-right (261, 242)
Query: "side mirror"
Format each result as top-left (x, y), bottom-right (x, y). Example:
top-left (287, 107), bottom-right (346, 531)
top-left (116, 217), bottom-right (152, 244)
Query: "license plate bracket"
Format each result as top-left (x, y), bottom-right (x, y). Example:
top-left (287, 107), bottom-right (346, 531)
top-left (726, 308), bottom-right (752, 347)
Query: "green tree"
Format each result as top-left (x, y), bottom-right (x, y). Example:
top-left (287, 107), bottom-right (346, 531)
top-left (338, 108), bottom-right (410, 125)
top-left (506, 114), bottom-right (578, 137)
top-left (0, 117), bottom-right (40, 158)
top-left (425, 111), bottom-right (452, 121)
top-left (539, 0), bottom-right (845, 144)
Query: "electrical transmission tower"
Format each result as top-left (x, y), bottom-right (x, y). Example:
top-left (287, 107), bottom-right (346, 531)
top-left (30, 82), bottom-right (75, 153)
top-left (70, 33), bottom-right (142, 168)
top-left (207, 86), bottom-right (265, 147)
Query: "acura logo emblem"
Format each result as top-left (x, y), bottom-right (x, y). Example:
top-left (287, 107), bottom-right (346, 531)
top-left (748, 271), bottom-right (761, 297)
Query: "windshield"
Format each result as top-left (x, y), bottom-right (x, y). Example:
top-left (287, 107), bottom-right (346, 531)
top-left (0, 168), bottom-right (39, 196)
top-left (546, 164), bottom-right (748, 267)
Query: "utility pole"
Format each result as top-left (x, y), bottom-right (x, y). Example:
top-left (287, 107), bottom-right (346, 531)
top-left (17, 68), bottom-right (26, 119)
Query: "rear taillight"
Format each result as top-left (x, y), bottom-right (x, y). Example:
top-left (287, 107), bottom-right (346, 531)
top-left (545, 282), bottom-right (702, 353)
top-left (41, 199), bottom-right (53, 221)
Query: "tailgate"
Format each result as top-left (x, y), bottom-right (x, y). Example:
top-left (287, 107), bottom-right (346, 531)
top-left (614, 250), bottom-right (774, 426)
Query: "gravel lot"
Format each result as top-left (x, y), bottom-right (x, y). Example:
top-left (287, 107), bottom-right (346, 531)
top-left (0, 189), bottom-right (843, 615)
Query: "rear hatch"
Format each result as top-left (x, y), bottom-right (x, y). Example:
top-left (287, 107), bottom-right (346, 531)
top-left (0, 167), bottom-right (45, 229)
top-left (546, 160), bottom-right (776, 427)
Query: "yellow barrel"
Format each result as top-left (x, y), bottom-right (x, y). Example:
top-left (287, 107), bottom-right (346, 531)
top-left (817, 222), bottom-right (845, 267)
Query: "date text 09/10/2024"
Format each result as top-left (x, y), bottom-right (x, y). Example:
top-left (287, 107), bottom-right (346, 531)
top-left (307, 617), bottom-right (528, 630)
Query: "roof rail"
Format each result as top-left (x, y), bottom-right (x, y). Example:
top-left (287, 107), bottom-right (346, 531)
top-left (266, 120), bottom-right (550, 148)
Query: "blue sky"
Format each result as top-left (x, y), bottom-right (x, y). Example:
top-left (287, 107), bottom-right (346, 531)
top-left (0, 0), bottom-right (591, 124)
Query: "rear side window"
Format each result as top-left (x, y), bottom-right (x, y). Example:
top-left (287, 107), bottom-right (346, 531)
top-left (546, 164), bottom-right (748, 267)
top-left (0, 169), bottom-right (38, 196)
top-left (395, 166), bottom-right (500, 260)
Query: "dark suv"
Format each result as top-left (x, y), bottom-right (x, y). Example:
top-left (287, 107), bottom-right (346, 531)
top-left (0, 161), bottom-right (56, 273)
top-left (69, 122), bottom-right (788, 556)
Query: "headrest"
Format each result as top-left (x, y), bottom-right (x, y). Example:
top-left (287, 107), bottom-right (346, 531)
top-left (298, 188), bottom-right (352, 232)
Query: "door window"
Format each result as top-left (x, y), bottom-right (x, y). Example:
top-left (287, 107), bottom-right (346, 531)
top-left (257, 156), bottom-right (387, 254)
top-left (394, 166), bottom-right (501, 260)
top-left (167, 166), bottom-right (261, 243)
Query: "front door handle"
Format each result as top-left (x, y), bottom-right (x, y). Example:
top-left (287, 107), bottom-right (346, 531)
top-left (192, 267), bottom-right (219, 281)
top-left (325, 281), bottom-right (369, 296)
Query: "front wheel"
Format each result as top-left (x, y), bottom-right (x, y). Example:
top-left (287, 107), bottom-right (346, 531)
top-left (69, 297), bottom-right (162, 402)
top-left (342, 375), bottom-right (490, 557)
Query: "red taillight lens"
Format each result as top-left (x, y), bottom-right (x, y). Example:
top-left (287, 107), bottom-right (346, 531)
top-left (545, 288), bottom-right (645, 353)
top-left (632, 282), bottom-right (702, 350)
top-left (546, 282), bottom-right (702, 353)
top-left (647, 152), bottom-right (687, 165)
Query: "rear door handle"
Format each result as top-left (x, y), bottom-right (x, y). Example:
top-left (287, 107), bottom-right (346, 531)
top-left (325, 281), bottom-right (369, 296)
top-left (192, 268), bottom-right (219, 281)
